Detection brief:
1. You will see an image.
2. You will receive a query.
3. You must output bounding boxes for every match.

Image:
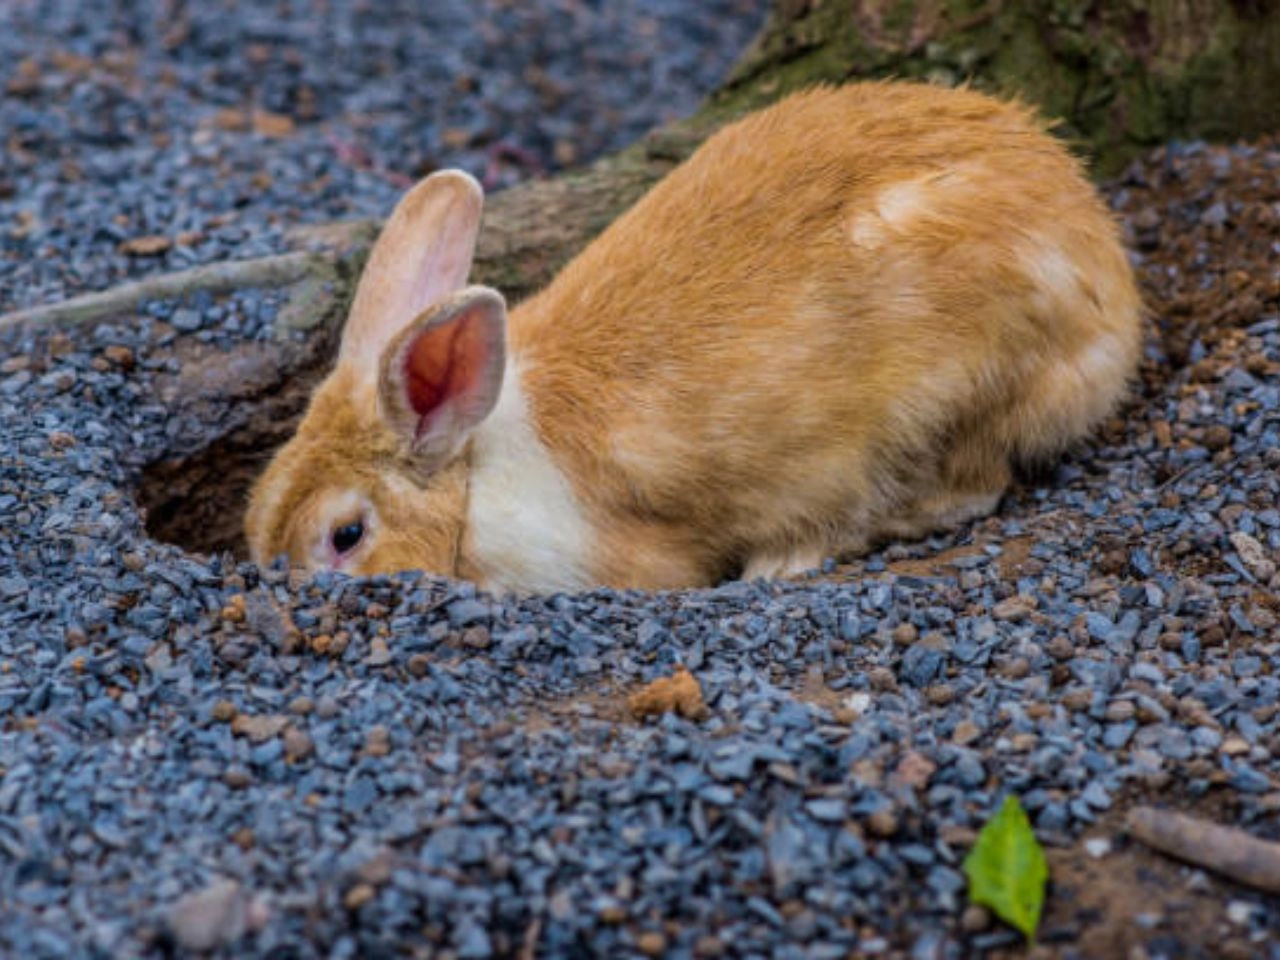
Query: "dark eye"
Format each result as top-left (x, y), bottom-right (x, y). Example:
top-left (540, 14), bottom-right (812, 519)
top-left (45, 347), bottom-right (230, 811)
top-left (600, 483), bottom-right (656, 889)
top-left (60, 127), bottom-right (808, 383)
top-left (331, 519), bottom-right (365, 555)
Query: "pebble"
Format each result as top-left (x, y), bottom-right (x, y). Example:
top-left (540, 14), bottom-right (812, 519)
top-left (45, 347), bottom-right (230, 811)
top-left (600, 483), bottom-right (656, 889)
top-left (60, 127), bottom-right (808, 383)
top-left (167, 879), bottom-right (262, 952)
top-left (637, 931), bottom-right (668, 956)
top-left (960, 904), bottom-right (992, 933)
top-left (1083, 837), bottom-right (1112, 859)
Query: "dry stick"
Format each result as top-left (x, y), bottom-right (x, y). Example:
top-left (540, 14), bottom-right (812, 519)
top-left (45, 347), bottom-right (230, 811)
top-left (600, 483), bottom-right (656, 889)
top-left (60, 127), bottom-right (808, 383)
top-left (1127, 806), bottom-right (1280, 895)
top-left (0, 251), bottom-right (321, 333)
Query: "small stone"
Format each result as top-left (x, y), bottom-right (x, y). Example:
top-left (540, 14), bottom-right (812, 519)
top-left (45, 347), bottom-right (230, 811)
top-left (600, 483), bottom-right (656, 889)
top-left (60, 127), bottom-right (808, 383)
top-left (1105, 700), bottom-right (1135, 723)
top-left (1201, 201), bottom-right (1229, 226)
top-left (1229, 532), bottom-right (1276, 582)
top-left (901, 645), bottom-right (945, 687)
top-left (1202, 425), bottom-right (1233, 451)
top-left (998, 657), bottom-right (1031, 680)
top-left (252, 109), bottom-right (296, 137)
top-left (231, 714), bottom-right (289, 743)
top-left (960, 904), bottom-right (992, 933)
top-left (167, 879), bottom-right (255, 952)
top-left (629, 666), bottom-right (707, 721)
top-left (364, 725), bottom-right (391, 757)
top-left (892, 751), bottom-right (937, 791)
top-left (171, 308), bottom-right (202, 332)
top-left (868, 668), bottom-right (898, 692)
top-left (892, 622), bottom-right (919, 645)
top-left (1222, 736), bottom-right (1250, 756)
top-left (843, 692), bottom-right (873, 717)
top-left (1010, 732), bottom-right (1038, 752)
top-left (1226, 900), bottom-right (1258, 926)
top-left (952, 721), bottom-right (982, 746)
top-left (344, 883), bottom-right (376, 911)
top-left (925, 685), bottom-right (954, 706)
top-left (637, 931), bottom-right (667, 956)
top-left (102, 345), bottom-right (134, 369)
top-left (220, 595), bottom-right (246, 623)
top-left (120, 234), bottom-right (172, 256)
top-left (211, 700), bottom-right (237, 723)
top-left (283, 728), bottom-right (314, 761)
top-left (1046, 635), bottom-right (1074, 660)
top-left (461, 626), bottom-right (491, 650)
top-left (1097, 549), bottom-right (1128, 576)
top-left (1063, 689), bottom-right (1094, 712)
top-left (1084, 837), bottom-right (1111, 859)
top-left (366, 638), bottom-right (392, 666)
top-left (992, 595), bottom-right (1037, 622)
top-left (223, 767), bottom-right (252, 789)
top-left (598, 903), bottom-right (627, 924)
top-left (694, 935), bottom-right (724, 957)
top-left (866, 808), bottom-right (899, 838)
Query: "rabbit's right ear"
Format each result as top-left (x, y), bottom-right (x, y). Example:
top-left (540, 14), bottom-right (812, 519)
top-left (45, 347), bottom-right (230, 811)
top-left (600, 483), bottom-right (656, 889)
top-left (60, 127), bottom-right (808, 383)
top-left (378, 286), bottom-right (508, 463)
top-left (340, 170), bottom-right (485, 374)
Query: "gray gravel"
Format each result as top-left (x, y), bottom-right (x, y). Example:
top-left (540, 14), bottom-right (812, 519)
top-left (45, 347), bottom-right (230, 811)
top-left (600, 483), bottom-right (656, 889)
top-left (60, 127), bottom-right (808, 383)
top-left (1, 0), bottom-right (765, 313)
top-left (4, 3), bottom-right (1280, 958)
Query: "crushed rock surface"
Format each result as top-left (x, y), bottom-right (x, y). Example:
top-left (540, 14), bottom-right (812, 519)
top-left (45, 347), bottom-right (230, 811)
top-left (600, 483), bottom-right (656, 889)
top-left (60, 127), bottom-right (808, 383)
top-left (3, 3), bottom-right (1280, 959)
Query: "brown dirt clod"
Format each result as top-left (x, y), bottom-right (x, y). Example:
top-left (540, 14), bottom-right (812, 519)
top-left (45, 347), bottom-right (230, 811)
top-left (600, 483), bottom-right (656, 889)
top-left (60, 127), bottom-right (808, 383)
top-left (627, 666), bottom-right (707, 722)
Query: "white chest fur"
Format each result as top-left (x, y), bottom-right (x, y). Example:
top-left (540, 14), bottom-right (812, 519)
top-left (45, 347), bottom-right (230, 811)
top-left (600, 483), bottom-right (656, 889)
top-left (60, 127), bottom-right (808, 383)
top-left (466, 362), bottom-right (594, 593)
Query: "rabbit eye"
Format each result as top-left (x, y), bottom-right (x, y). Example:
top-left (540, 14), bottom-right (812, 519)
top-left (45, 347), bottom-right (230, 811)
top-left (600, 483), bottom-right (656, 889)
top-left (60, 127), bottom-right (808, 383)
top-left (331, 519), bottom-right (365, 555)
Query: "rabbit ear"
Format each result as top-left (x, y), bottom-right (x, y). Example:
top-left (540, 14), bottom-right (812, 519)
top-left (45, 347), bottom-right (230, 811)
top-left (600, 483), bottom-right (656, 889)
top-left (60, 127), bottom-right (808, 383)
top-left (341, 169), bottom-right (485, 373)
top-left (379, 286), bottom-right (507, 460)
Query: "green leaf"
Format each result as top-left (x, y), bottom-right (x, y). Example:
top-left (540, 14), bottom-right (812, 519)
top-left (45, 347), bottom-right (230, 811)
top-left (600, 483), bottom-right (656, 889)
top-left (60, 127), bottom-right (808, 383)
top-left (962, 795), bottom-right (1049, 942)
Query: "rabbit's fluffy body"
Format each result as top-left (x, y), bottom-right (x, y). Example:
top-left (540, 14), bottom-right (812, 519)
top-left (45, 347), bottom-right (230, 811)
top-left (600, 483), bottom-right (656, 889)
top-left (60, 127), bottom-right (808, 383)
top-left (246, 83), bottom-right (1141, 592)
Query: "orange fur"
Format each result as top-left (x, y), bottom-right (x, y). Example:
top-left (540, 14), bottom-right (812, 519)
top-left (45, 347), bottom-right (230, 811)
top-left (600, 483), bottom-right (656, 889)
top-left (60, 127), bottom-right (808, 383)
top-left (245, 82), bottom-right (1142, 591)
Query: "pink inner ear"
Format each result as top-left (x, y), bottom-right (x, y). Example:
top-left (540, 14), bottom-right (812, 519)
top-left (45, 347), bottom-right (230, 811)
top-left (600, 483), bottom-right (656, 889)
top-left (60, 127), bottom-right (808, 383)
top-left (403, 307), bottom-right (489, 428)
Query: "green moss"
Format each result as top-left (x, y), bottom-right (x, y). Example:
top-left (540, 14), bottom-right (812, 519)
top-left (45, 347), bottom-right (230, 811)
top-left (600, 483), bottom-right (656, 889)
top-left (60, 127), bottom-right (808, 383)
top-left (700, 0), bottom-right (1280, 179)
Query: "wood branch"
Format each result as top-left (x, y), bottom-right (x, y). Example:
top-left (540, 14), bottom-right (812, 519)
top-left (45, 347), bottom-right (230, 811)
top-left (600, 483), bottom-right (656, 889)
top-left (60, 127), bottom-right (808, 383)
top-left (0, 252), bottom-right (322, 334)
top-left (0, 121), bottom-right (705, 339)
top-left (1127, 805), bottom-right (1280, 895)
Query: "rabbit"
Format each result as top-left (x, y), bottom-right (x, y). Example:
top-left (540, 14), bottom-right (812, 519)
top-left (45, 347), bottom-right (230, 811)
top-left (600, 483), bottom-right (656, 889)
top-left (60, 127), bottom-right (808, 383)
top-left (245, 81), bottom-right (1142, 593)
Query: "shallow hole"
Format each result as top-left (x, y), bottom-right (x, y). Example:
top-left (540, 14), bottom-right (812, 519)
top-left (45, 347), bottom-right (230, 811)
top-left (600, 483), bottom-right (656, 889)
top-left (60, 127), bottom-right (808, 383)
top-left (139, 417), bottom-right (299, 558)
top-left (138, 332), bottom-right (336, 559)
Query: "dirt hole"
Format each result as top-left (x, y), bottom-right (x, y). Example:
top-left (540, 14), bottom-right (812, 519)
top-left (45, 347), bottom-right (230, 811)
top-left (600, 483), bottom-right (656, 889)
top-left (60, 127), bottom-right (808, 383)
top-left (137, 332), bottom-right (336, 558)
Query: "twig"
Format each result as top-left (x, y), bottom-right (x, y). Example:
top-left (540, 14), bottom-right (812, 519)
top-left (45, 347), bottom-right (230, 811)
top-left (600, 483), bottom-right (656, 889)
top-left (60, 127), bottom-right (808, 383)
top-left (519, 916), bottom-right (542, 960)
top-left (1127, 806), bottom-right (1280, 894)
top-left (0, 252), bottom-right (322, 333)
top-left (1155, 461), bottom-right (1206, 492)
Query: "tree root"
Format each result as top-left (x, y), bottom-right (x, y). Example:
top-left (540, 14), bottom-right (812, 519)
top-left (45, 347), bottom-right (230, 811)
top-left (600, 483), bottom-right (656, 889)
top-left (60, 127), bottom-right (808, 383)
top-left (1127, 805), bottom-right (1280, 894)
top-left (0, 252), bottom-right (323, 333)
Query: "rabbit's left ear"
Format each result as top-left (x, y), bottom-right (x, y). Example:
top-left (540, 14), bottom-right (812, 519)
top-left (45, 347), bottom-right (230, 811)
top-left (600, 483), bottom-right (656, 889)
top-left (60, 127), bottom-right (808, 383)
top-left (378, 286), bottom-right (507, 461)
top-left (341, 169), bottom-right (485, 373)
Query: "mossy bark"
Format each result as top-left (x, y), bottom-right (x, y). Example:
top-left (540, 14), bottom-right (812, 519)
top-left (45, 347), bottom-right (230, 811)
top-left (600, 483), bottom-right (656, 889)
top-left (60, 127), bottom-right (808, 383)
top-left (719, 0), bottom-right (1280, 176)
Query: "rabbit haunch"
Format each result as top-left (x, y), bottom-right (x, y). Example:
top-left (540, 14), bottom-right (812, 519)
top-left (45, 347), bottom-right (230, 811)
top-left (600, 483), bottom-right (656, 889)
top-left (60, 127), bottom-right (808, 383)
top-left (245, 82), bottom-right (1141, 592)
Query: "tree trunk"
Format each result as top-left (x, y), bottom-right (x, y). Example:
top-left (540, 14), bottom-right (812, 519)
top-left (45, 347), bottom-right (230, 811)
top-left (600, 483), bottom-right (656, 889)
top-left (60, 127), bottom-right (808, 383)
top-left (721, 0), bottom-right (1280, 176)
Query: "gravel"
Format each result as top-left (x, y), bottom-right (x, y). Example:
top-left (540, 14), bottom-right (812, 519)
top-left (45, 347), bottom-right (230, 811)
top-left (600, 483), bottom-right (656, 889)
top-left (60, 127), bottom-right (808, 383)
top-left (4, 2), bottom-right (1280, 957)
top-left (1, 0), bottom-right (765, 313)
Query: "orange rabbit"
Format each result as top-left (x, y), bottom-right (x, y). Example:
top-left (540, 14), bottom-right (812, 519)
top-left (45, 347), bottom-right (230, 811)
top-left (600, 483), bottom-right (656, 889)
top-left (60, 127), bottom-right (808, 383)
top-left (245, 82), bottom-right (1141, 592)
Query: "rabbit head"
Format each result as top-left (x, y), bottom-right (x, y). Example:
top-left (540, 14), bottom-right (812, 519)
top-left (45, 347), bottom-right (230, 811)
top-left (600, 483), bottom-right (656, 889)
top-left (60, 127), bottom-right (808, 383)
top-left (244, 171), bottom-right (508, 578)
